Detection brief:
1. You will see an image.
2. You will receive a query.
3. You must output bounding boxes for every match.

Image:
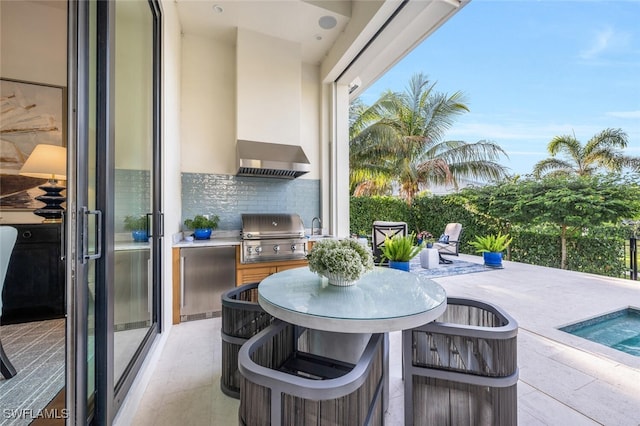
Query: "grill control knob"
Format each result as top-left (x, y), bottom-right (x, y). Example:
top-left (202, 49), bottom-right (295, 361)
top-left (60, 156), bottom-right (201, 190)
top-left (273, 245), bottom-right (280, 253)
top-left (247, 247), bottom-right (253, 254)
top-left (291, 244), bottom-right (297, 252)
top-left (255, 246), bottom-right (262, 254)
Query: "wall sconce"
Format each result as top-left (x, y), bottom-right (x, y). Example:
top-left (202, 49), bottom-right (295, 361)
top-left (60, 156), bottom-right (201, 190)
top-left (19, 144), bottom-right (67, 223)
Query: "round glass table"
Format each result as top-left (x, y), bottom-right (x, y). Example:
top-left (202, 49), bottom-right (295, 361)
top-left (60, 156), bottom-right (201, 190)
top-left (258, 266), bottom-right (447, 333)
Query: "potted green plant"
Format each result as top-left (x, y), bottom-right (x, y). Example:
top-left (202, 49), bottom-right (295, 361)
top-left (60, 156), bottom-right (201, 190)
top-left (307, 238), bottom-right (374, 286)
top-left (469, 232), bottom-right (513, 268)
top-left (417, 230), bottom-right (434, 248)
top-left (183, 214), bottom-right (220, 240)
top-left (380, 233), bottom-right (423, 271)
top-left (124, 215), bottom-right (148, 242)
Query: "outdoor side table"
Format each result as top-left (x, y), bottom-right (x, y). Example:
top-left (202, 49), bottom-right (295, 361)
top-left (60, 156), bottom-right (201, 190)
top-left (419, 248), bottom-right (440, 269)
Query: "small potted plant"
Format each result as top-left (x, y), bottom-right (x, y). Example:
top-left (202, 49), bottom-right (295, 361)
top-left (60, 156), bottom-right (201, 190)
top-left (183, 214), bottom-right (220, 240)
top-left (380, 233), bottom-right (423, 271)
top-left (307, 238), bottom-right (374, 286)
top-left (469, 232), bottom-right (513, 268)
top-left (416, 230), bottom-right (434, 248)
top-left (124, 215), bottom-right (148, 242)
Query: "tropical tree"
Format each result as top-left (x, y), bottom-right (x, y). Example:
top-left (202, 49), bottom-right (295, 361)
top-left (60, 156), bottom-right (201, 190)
top-left (532, 128), bottom-right (639, 177)
top-left (350, 73), bottom-right (509, 203)
top-left (465, 174), bottom-right (640, 269)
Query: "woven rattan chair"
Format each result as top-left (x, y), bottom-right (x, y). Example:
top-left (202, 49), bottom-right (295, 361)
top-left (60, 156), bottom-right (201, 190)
top-left (220, 282), bottom-right (274, 398)
top-left (403, 297), bottom-right (518, 426)
top-left (372, 221), bottom-right (408, 264)
top-left (0, 226), bottom-right (18, 379)
top-left (238, 320), bottom-right (386, 425)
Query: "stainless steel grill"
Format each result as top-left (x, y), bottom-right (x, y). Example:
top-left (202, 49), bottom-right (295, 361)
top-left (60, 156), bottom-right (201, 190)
top-left (240, 213), bottom-right (307, 263)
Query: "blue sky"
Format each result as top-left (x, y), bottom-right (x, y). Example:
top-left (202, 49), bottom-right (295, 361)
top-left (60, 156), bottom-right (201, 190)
top-left (357, 0), bottom-right (640, 176)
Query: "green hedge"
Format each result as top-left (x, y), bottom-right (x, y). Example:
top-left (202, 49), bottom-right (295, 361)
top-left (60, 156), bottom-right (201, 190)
top-left (350, 196), bottom-right (411, 236)
top-left (350, 195), bottom-right (631, 278)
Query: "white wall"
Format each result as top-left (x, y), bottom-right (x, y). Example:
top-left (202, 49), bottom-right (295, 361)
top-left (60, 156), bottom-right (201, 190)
top-left (0, 1), bottom-right (67, 85)
top-left (180, 34), bottom-right (236, 174)
top-left (0, 0), bottom-right (67, 224)
top-left (114, 2), bottom-right (153, 170)
top-left (236, 28), bottom-right (301, 146)
top-left (179, 28), bottom-right (323, 179)
top-left (301, 63), bottom-right (321, 180)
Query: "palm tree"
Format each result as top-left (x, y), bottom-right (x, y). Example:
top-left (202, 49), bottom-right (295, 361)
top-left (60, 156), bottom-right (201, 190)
top-left (532, 128), bottom-right (636, 178)
top-left (349, 73), bottom-right (509, 203)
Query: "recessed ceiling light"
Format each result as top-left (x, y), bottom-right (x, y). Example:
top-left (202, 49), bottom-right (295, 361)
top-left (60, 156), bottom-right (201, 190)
top-left (318, 16), bottom-right (337, 30)
top-left (212, 4), bottom-right (224, 13)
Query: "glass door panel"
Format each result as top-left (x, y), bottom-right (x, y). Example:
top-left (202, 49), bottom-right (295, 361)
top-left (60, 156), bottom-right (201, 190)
top-left (113, 0), bottom-right (154, 387)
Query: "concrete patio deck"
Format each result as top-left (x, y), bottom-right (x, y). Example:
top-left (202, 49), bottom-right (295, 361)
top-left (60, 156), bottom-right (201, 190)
top-left (127, 254), bottom-right (640, 425)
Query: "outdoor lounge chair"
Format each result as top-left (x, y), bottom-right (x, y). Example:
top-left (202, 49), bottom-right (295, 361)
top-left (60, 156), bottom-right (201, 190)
top-left (433, 222), bottom-right (463, 264)
top-left (372, 221), bottom-right (408, 264)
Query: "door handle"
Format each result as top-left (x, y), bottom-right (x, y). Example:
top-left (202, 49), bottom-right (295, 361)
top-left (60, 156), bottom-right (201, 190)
top-left (180, 256), bottom-right (185, 309)
top-left (145, 212), bottom-right (164, 238)
top-left (60, 211), bottom-right (66, 261)
top-left (146, 213), bottom-right (153, 238)
top-left (82, 207), bottom-right (102, 262)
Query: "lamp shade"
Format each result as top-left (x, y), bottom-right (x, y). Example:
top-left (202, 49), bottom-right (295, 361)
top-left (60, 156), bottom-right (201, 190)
top-left (19, 144), bottom-right (67, 181)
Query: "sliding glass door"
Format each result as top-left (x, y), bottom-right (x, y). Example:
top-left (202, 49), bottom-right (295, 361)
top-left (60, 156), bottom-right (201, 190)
top-left (68, 0), bottom-right (162, 423)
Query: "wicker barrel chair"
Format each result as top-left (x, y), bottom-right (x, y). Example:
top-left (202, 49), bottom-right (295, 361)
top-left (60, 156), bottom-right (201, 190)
top-left (220, 282), bottom-right (274, 398)
top-left (238, 320), bottom-right (386, 426)
top-left (402, 297), bottom-right (519, 426)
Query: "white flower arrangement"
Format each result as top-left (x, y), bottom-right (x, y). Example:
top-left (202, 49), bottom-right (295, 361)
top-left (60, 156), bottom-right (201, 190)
top-left (307, 238), bottom-right (374, 283)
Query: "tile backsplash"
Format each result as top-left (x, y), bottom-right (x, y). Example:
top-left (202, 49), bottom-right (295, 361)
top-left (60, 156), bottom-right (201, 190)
top-left (115, 169), bottom-right (151, 233)
top-left (181, 173), bottom-right (320, 230)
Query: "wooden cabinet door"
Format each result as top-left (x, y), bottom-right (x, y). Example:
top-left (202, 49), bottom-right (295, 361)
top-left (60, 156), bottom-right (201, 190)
top-left (236, 266), bottom-right (276, 285)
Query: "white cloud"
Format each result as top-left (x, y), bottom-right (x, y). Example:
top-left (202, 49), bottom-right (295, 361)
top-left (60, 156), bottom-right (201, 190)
top-left (580, 28), bottom-right (614, 60)
top-left (445, 120), bottom-right (602, 144)
top-left (579, 27), bottom-right (632, 60)
top-left (606, 110), bottom-right (640, 119)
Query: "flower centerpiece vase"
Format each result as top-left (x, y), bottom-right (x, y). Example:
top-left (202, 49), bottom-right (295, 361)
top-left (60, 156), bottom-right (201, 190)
top-left (307, 238), bottom-right (374, 287)
top-left (321, 271), bottom-right (356, 287)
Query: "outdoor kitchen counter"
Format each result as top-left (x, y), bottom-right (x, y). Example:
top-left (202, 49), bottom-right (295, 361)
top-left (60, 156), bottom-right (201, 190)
top-left (172, 235), bottom-right (335, 248)
top-left (173, 237), bottom-right (241, 248)
top-left (171, 236), bottom-right (336, 323)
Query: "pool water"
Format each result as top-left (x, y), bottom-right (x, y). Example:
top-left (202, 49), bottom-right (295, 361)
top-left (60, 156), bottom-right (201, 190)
top-left (560, 308), bottom-right (640, 357)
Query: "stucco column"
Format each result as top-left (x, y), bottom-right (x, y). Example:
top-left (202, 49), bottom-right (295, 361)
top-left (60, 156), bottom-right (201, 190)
top-left (327, 83), bottom-right (350, 238)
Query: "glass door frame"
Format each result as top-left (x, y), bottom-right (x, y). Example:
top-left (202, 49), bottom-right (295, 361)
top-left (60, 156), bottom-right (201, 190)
top-left (67, 0), bottom-right (163, 423)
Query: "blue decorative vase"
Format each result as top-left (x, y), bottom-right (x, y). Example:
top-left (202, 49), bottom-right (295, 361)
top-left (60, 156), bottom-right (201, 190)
top-left (389, 260), bottom-right (411, 271)
top-left (193, 228), bottom-right (212, 240)
top-left (131, 230), bottom-right (148, 242)
top-left (483, 251), bottom-right (503, 268)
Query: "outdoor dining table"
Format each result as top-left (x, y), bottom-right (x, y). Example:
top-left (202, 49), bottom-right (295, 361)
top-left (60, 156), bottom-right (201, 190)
top-left (258, 266), bottom-right (447, 334)
top-left (257, 266), bottom-right (448, 414)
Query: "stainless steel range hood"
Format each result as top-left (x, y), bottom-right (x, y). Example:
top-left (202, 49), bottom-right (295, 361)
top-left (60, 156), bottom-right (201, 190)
top-left (236, 140), bottom-right (311, 179)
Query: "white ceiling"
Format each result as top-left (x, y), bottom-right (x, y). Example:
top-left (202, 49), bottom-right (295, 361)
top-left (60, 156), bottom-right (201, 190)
top-left (175, 0), bottom-right (352, 65)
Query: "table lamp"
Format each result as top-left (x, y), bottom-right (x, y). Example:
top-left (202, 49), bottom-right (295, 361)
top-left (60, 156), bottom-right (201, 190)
top-left (19, 144), bottom-right (67, 223)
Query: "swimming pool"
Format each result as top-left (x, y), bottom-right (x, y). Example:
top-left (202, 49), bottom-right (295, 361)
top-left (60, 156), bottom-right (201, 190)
top-left (560, 308), bottom-right (640, 357)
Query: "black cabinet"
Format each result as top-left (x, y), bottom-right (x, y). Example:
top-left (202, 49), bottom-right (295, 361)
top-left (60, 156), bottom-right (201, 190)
top-left (1, 223), bottom-right (65, 324)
